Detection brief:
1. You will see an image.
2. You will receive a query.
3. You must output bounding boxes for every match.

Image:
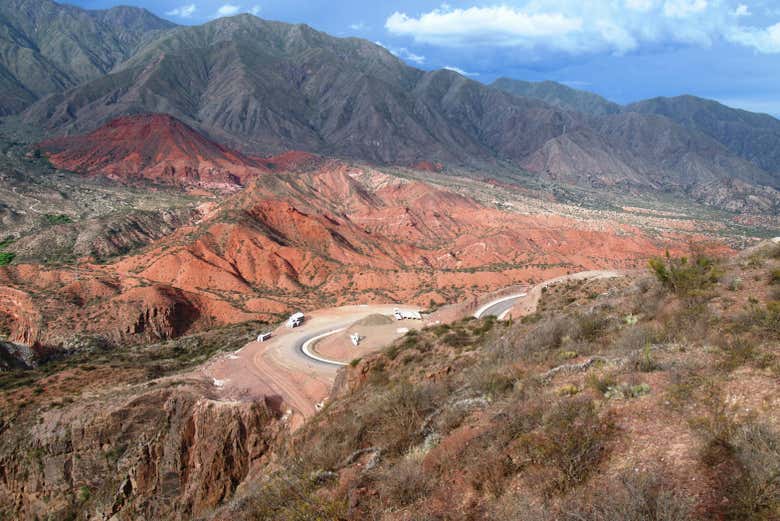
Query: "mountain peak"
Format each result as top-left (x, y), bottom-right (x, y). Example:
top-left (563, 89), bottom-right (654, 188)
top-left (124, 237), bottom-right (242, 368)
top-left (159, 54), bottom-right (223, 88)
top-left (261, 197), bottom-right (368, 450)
top-left (491, 77), bottom-right (622, 116)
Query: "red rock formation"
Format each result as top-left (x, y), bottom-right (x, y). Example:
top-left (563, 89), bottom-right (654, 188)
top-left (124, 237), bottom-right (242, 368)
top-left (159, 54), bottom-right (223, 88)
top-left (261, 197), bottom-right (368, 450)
top-left (3, 119), bottom-right (720, 350)
top-left (39, 114), bottom-right (271, 188)
top-left (0, 381), bottom-right (281, 519)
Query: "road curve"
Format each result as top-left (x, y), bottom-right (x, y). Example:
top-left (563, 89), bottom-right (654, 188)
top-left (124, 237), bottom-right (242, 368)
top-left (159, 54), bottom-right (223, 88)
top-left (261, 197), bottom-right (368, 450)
top-left (204, 272), bottom-right (624, 425)
top-left (473, 293), bottom-right (527, 319)
top-left (203, 304), bottom-right (419, 425)
top-left (298, 327), bottom-right (349, 366)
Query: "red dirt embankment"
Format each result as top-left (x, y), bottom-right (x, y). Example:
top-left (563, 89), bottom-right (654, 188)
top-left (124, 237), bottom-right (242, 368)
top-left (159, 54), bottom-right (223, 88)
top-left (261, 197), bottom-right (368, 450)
top-left (3, 114), bottom-right (718, 349)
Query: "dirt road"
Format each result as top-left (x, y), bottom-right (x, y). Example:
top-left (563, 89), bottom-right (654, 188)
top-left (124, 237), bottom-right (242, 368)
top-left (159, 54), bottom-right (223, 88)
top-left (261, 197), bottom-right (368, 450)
top-left (200, 304), bottom-right (419, 428)
top-left (200, 271), bottom-right (624, 428)
top-left (501, 270), bottom-right (624, 319)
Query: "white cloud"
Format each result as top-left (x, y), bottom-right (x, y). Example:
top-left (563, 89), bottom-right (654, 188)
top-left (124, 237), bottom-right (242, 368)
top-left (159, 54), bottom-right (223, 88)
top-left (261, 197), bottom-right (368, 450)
top-left (443, 65), bottom-right (479, 76)
top-left (165, 3), bottom-right (196, 18)
top-left (729, 21), bottom-right (780, 52)
top-left (373, 41), bottom-right (426, 64)
top-left (350, 22), bottom-right (368, 31)
top-left (216, 4), bottom-right (241, 17)
top-left (385, 1), bottom-right (780, 55)
top-left (662, 0), bottom-right (708, 19)
top-left (625, 0), bottom-right (656, 12)
top-left (396, 47), bottom-right (426, 64)
top-left (249, 5), bottom-right (261, 15)
top-left (386, 6), bottom-right (582, 48)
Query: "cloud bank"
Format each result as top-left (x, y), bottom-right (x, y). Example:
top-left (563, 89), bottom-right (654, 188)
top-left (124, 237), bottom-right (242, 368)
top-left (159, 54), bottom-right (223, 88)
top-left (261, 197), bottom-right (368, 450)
top-left (386, 1), bottom-right (780, 55)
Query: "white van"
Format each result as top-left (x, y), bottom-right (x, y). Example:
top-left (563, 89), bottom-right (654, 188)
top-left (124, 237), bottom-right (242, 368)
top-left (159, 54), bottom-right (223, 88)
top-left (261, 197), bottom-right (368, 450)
top-left (286, 312), bottom-right (304, 328)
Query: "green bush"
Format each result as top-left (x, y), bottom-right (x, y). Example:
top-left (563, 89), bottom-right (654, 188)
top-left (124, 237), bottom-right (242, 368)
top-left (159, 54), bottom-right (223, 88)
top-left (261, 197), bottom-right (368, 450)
top-left (0, 252), bottom-right (14, 266)
top-left (648, 251), bottom-right (721, 298)
top-left (43, 214), bottom-right (73, 225)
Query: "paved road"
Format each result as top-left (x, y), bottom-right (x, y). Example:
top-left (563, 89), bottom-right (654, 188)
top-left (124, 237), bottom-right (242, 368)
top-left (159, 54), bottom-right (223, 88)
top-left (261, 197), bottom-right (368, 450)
top-left (473, 293), bottom-right (527, 319)
top-left (204, 271), bottom-right (624, 425)
top-left (204, 304), bottom-right (419, 425)
top-left (298, 326), bottom-right (349, 366)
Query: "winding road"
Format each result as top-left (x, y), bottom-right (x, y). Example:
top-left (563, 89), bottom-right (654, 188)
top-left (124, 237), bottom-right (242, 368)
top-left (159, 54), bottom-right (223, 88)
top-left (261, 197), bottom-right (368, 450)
top-left (202, 304), bottom-right (419, 427)
top-left (201, 270), bottom-right (624, 428)
top-left (473, 293), bottom-right (527, 320)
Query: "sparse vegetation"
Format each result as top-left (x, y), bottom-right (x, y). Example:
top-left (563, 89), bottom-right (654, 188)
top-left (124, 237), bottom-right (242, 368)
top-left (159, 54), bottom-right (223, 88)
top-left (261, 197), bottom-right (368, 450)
top-left (0, 251), bottom-right (14, 265)
top-left (43, 213), bottom-right (73, 225)
top-left (649, 250), bottom-right (722, 298)
top-left (3, 231), bottom-right (780, 520)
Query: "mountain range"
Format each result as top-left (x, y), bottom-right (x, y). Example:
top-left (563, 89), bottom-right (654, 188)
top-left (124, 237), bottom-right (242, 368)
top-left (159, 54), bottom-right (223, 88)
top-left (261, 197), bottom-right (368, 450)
top-left (1, 0), bottom-right (779, 213)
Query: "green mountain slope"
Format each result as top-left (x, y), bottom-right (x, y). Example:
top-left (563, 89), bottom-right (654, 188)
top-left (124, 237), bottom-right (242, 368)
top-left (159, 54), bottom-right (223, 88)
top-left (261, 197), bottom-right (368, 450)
top-left (0, 0), bottom-right (174, 114)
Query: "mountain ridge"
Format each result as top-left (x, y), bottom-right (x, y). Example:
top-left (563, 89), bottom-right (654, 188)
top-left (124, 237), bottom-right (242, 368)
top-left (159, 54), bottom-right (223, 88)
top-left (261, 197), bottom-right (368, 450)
top-left (491, 78), bottom-right (623, 116)
top-left (2, 8), bottom-right (779, 214)
top-left (0, 0), bottom-right (175, 114)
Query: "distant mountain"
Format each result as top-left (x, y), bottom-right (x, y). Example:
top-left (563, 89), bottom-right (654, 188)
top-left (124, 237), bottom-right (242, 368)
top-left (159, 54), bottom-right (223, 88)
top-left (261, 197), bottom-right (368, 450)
top-left (626, 95), bottom-right (780, 175)
top-left (22, 14), bottom-right (580, 166)
top-left (491, 78), bottom-right (622, 116)
top-left (8, 10), bottom-right (780, 212)
top-left (0, 0), bottom-right (174, 115)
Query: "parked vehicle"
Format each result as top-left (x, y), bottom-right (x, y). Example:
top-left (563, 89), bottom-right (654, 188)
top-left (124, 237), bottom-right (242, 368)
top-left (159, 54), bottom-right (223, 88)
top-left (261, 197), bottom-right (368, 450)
top-left (393, 308), bottom-right (422, 320)
top-left (286, 312), bottom-right (305, 328)
top-left (257, 332), bottom-right (272, 342)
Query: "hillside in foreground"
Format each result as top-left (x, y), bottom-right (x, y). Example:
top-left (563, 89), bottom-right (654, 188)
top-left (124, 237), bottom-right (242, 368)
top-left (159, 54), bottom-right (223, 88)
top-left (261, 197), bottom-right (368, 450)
top-left (1, 241), bottom-right (778, 519)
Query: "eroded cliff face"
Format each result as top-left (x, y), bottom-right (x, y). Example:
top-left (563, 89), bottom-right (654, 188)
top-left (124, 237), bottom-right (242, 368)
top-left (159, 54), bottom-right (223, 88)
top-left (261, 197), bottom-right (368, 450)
top-left (0, 380), bottom-right (283, 520)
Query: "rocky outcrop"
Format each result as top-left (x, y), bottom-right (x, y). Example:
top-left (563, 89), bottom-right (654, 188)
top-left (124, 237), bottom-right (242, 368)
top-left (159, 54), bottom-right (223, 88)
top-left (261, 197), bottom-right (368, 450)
top-left (0, 286), bottom-right (41, 346)
top-left (0, 381), bottom-right (282, 520)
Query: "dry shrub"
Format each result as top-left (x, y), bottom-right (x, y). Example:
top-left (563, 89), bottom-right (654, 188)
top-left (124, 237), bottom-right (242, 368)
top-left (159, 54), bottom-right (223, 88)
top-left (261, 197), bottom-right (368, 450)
top-left (489, 490), bottom-right (551, 521)
top-left (517, 397), bottom-right (614, 494)
top-left (574, 311), bottom-right (612, 342)
top-left (662, 302), bottom-right (712, 345)
top-left (374, 458), bottom-right (433, 507)
top-left (521, 315), bottom-right (579, 359)
top-left (468, 445), bottom-right (515, 497)
top-left (349, 380), bottom-right (445, 460)
top-left (464, 362), bottom-right (518, 397)
top-left (238, 469), bottom-right (348, 521)
top-left (716, 335), bottom-right (771, 371)
top-left (736, 301), bottom-right (780, 339)
top-left (561, 470), bottom-right (694, 521)
top-left (614, 323), bottom-right (665, 354)
top-left (722, 422), bottom-right (780, 520)
top-left (693, 392), bottom-right (780, 520)
top-left (300, 380), bottom-right (444, 471)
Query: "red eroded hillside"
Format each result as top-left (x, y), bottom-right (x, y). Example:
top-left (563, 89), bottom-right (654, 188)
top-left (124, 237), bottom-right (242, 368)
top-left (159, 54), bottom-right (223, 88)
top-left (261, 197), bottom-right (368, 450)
top-left (0, 157), bottom-right (708, 349)
top-left (39, 114), bottom-right (275, 189)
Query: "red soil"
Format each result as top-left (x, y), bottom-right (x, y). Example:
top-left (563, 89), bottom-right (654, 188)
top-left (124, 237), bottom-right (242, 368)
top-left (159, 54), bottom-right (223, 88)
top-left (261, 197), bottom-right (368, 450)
top-left (3, 117), bottom-right (723, 348)
top-left (39, 114), bottom-right (273, 189)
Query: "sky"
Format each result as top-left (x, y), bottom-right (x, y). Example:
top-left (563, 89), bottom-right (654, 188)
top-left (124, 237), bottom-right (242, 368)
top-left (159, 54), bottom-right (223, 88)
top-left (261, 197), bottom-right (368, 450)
top-left (67, 0), bottom-right (780, 116)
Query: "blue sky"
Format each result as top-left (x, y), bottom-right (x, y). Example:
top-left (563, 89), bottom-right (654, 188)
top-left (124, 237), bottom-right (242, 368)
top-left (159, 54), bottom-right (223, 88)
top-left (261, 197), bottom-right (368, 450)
top-left (68, 0), bottom-right (780, 116)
